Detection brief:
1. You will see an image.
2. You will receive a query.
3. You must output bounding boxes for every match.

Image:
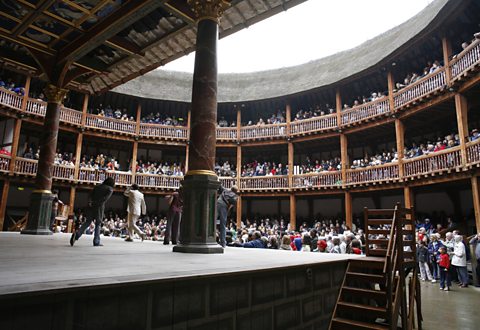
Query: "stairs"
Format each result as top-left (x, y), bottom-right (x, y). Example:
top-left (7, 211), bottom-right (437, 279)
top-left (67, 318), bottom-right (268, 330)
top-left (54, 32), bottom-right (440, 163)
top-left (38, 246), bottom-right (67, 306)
top-left (329, 204), bottom-right (421, 330)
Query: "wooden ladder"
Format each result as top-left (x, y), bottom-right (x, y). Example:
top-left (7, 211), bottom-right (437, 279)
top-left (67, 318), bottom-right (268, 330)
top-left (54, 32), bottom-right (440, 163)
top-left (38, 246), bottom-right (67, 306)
top-left (330, 203), bottom-right (421, 330)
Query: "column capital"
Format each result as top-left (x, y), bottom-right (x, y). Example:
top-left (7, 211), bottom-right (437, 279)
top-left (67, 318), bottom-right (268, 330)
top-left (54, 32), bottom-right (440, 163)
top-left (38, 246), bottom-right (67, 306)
top-left (187, 0), bottom-right (230, 23)
top-left (44, 84), bottom-right (68, 104)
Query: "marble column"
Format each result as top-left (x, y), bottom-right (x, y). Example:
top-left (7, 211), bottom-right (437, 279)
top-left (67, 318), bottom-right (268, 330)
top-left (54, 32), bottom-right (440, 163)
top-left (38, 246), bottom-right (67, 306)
top-left (22, 84), bottom-right (68, 235)
top-left (174, 0), bottom-right (230, 254)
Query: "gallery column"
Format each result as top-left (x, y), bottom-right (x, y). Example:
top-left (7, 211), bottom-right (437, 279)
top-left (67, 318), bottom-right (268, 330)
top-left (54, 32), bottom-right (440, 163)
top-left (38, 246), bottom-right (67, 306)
top-left (173, 0), bottom-right (230, 254)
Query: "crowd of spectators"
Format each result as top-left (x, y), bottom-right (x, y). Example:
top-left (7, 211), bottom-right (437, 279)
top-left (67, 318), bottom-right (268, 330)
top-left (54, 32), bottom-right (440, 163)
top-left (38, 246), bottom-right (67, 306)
top-left (241, 160), bottom-right (288, 177)
top-left (244, 110), bottom-right (286, 126)
top-left (90, 104), bottom-right (135, 121)
top-left (0, 77), bottom-right (25, 96)
top-left (136, 159), bottom-right (184, 176)
top-left (294, 104), bottom-right (336, 121)
top-left (295, 157), bottom-right (341, 174)
top-left (79, 154), bottom-right (121, 171)
top-left (343, 91), bottom-right (387, 110)
top-left (215, 161), bottom-right (235, 177)
top-left (218, 117), bottom-right (236, 127)
top-left (54, 151), bottom-right (75, 166)
top-left (141, 112), bottom-right (186, 126)
top-left (395, 60), bottom-right (443, 91)
top-left (350, 150), bottom-right (398, 169)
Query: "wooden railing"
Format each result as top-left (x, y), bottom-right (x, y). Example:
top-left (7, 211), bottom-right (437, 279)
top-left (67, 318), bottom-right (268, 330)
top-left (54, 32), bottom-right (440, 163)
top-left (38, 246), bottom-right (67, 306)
top-left (393, 68), bottom-right (446, 109)
top-left (219, 176), bottom-right (236, 189)
top-left (0, 155), bottom-right (10, 172)
top-left (451, 38), bottom-right (480, 80)
top-left (292, 171), bottom-right (342, 188)
top-left (216, 127), bottom-right (237, 140)
top-left (341, 96), bottom-right (390, 125)
top-left (85, 114), bottom-right (136, 134)
top-left (403, 146), bottom-right (462, 178)
top-left (139, 123), bottom-right (188, 140)
top-left (467, 139), bottom-right (480, 166)
top-left (290, 114), bottom-right (337, 135)
top-left (78, 168), bottom-right (132, 186)
top-left (240, 124), bottom-right (287, 140)
top-left (13, 157), bottom-right (37, 176)
top-left (52, 164), bottom-right (75, 180)
top-left (135, 173), bottom-right (181, 189)
top-left (240, 175), bottom-right (288, 190)
top-left (25, 98), bottom-right (46, 116)
top-left (60, 107), bottom-right (82, 126)
top-left (346, 162), bottom-right (399, 185)
top-left (0, 88), bottom-right (23, 110)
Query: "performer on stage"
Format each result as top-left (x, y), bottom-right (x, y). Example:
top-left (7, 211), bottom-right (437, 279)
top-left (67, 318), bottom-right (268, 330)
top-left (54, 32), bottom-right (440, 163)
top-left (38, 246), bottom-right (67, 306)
top-left (124, 183), bottom-right (146, 242)
top-left (50, 189), bottom-right (63, 232)
top-left (217, 185), bottom-right (239, 248)
top-left (70, 177), bottom-right (114, 247)
top-left (164, 187), bottom-right (183, 245)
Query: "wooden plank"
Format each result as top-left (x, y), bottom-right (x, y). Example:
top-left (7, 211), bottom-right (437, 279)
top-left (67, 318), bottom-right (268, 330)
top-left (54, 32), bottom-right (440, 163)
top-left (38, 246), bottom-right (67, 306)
top-left (455, 93), bottom-right (469, 165)
top-left (289, 194), bottom-right (296, 231)
top-left (472, 176), bottom-right (480, 233)
top-left (0, 179), bottom-right (10, 231)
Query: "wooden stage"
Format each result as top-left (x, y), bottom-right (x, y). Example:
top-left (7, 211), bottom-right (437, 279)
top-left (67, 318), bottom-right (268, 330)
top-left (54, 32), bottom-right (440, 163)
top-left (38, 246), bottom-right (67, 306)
top-left (0, 232), bottom-right (362, 330)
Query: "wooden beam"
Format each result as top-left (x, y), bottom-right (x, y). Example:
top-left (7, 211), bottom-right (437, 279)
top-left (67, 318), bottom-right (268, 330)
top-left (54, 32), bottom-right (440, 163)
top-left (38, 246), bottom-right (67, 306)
top-left (288, 142), bottom-right (294, 188)
top-left (290, 194), bottom-right (296, 231)
top-left (286, 102), bottom-right (291, 135)
top-left (68, 186), bottom-right (76, 217)
top-left (454, 93), bottom-right (469, 165)
top-left (0, 179), bottom-right (10, 231)
top-left (106, 36), bottom-right (145, 56)
top-left (236, 145), bottom-right (241, 189)
top-left (185, 109), bottom-right (191, 173)
top-left (345, 191), bottom-right (352, 229)
top-left (395, 119), bottom-right (405, 178)
top-left (59, 0), bottom-right (162, 63)
top-left (336, 89), bottom-right (342, 127)
top-left (135, 102), bottom-right (142, 135)
top-left (74, 133), bottom-right (83, 180)
top-left (387, 71), bottom-right (395, 112)
top-left (81, 94), bottom-right (89, 126)
top-left (21, 75), bottom-right (31, 111)
top-left (236, 195), bottom-right (242, 229)
top-left (471, 176), bottom-right (480, 233)
top-left (236, 105), bottom-right (241, 142)
top-left (340, 134), bottom-right (348, 186)
top-left (131, 141), bottom-right (138, 175)
top-left (8, 119), bottom-right (22, 174)
top-left (442, 36), bottom-right (452, 85)
top-left (12, 0), bottom-right (57, 37)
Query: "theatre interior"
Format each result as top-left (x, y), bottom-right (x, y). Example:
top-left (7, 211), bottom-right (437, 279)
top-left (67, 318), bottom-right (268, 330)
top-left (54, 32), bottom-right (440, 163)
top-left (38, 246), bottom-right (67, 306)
top-left (0, 0), bottom-right (480, 329)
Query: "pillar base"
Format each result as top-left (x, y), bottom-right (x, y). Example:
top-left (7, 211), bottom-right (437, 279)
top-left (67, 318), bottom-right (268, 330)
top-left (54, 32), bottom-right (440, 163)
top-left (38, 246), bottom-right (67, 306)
top-left (173, 243), bottom-right (223, 254)
top-left (21, 191), bottom-right (53, 236)
top-left (173, 173), bottom-right (221, 254)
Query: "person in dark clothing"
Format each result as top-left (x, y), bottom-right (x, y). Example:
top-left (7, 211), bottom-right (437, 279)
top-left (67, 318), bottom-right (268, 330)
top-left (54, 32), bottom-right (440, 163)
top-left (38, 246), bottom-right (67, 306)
top-left (50, 189), bottom-right (63, 231)
top-left (70, 177), bottom-right (115, 247)
top-left (217, 185), bottom-right (238, 248)
top-left (164, 188), bottom-right (183, 245)
top-left (242, 231), bottom-right (264, 248)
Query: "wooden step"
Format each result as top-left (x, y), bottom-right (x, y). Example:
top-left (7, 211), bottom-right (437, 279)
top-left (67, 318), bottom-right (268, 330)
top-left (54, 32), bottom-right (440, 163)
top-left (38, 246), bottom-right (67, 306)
top-left (367, 219), bottom-right (393, 225)
top-left (349, 258), bottom-right (385, 270)
top-left (366, 209), bottom-right (395, 215)
top-left (368, 239), bottom-right (389, 245)
top-left (367, 249), bottom-right (387, 256)
top-left (331, 317), bottom-right (389, 330)
top-left (346, 272), bottom-right (384, 282)
top-left (336, 301), bottom-right (387, 318)
top-left (368, 229), bottom-right (411, 235)
top-left (341, 286), bottom-right (387, 301)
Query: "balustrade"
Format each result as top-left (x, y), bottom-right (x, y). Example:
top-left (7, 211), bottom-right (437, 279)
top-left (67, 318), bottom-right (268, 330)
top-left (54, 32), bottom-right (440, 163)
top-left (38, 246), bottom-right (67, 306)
top-left (403, 147), bottom-right (462, 177)
top-left (0, 155), bottom-right (10, 172)
top-left (290, 114), bottom-right (337, 135)
top-left (240, 175), bottom-right (288, 190)
top-left (0, 88), bottom-right (23, 110)
top-left (85, 114), bottom-right (136, 134)
top-left (393, 69), bottom-right (446, 109)
top-left (216, 127), bottom-right (238, 140)
top-left (341, 97), bottom-right (390, 126)
top-left (240, 124), bottom-right (287, 141)
top-left (135, 173), bottom-right (181, 189)
top-left (60, 107), bottom-right (82, 126)
top-left (451, 39), bottom-right (480, 79)
top-left (293, 171), bottom-right (342, 188)
top-left (14, 157), bottom-right (37, 176)
top-left (219, 176), bottom-right (236, 189)
top-left (79, 168), bottom-right (132, 186)
top-left (139, 123), bottom-right (188, 140)
top-left (466, 139), bottom-right (480, 166)
top-left (25, 98), bottom-right (46, 116)
top-left (346, 163), bottom-right (399, 185)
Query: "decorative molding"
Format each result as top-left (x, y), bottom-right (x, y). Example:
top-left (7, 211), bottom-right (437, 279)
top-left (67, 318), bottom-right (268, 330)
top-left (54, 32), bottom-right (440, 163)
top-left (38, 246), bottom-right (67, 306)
top-left (43, 84), bottom-right (68, 104)
top-left (187, 0), bottom-right (230, 23)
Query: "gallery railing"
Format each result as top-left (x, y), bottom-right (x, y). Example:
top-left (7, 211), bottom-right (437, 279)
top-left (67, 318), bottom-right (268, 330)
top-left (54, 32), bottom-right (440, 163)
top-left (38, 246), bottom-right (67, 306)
top-left (78, 168), bottom-right (132, 186)
top-left (403, 146), bottom-right (462, 178)
top-left (466, 139), bottom-right (480, 166)
top-left (240, 123), bottom-right (287, 141)
top-left (240, 175), bottom-right (289, 190)
top-left (341, 96), bottom-right (390, 126)
top-left (346, 163), bottom-right (400, 185)
top-left (290, 114), bottom-right (337, 135)
top-left (0, 155), bottom-right (10, 172)
top-left (139, 123), bottom-right (188, 140)
top-left (292, 171), bottom-right (342, 188)
top-left (13, 157), bottom-right (75, 180)
top-left (85, 114), bottom-right (137, 134)
top-left (135, 173), bottom-right (182, 189)
top-left (216, 127), bottom-right (238, 141)
top-left (451, 38), bottom-right (480, 80)
top-left (0, 88), bottom-right (23, 110)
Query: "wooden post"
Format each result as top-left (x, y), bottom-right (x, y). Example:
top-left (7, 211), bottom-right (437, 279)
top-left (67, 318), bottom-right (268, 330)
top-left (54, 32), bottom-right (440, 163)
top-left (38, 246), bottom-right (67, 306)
top-left (471, 176), bottom-right (480, 233)
top-left (336, 89), bottom-right (342, 127)
top-left (236, 195), bottom-right (242, 229)
top-left (8, 119), bottom-right (22, 174)
top-left (21, 76), bottom-right (31, 111)
top-left (236, 145), bottom-right (241, 189)
top-left (404, 185), bottom-right (414, 229)
top-left (0, 180), bottom-right (10, 231)
top-left (290, 194), bottom-right (296, 231)
top-left (81, 94), bottom-right (89, 126)
top-left (73, 133), bottom-right (83, 180)
top-left (442, 36), bottom-right (452, 85)
top-left (68, 186), bottom-right (76, 216)
top-left (288, 142), bottom-right (294, 188)
top-left (454, 93), bottom-right (469, 166)
top-left (185, 109), bottom-right (191, 173)
top-left (286, 102), bottom-right (292, 135)
top-left (131, 141), bottom-right (138, 175)
top-left (236, 105), bottom-right (242, 142)
top-left (395, 119), bottom-right (405, 178)
top-left (340, 134), bottom-right (348, 186)
top-left (345, 191), bottom-right (352, 229)
top-left (387, 71), bottom-right (395, 112)
top-left (135, 102), bottom-right (142, 135)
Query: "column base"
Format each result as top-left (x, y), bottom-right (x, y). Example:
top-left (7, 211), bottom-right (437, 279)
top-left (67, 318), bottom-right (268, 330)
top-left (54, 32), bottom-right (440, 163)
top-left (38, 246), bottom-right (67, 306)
top-left (21, 191), bottom-right (53, 236)
top-left (173, 243), bottom-right (224, 254)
